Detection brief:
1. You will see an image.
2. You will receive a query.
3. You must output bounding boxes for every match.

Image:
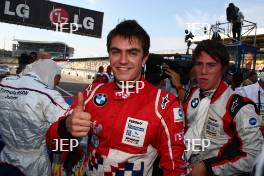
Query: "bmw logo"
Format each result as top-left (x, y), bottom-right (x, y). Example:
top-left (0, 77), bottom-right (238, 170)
top-left (94, 94), bottom-right (107, 106)
top-left (178, 108), bottom-right (183, 117)
top-left (191, 98), bottom-right (199, 108)
top-left (249, 117), bottom-right (257, 126)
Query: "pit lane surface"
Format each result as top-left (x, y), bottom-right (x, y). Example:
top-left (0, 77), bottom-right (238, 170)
top-left (56, 76), bottom-right (91, 97)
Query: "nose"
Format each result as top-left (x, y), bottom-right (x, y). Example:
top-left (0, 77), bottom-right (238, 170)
top-left (119, 52), bottom-right (128, 64)
top-left (201, 65), bottom-right (208, 74)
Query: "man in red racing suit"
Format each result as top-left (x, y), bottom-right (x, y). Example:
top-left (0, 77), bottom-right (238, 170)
top-left (46, 20), bottom-right (186, 176)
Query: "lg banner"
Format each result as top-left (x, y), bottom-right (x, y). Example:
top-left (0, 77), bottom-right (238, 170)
top-left (0, 0), bottom-right (104, 38)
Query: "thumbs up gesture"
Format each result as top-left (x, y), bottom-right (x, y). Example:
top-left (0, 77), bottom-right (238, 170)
top-left (66, 92), bottom-right (92, 137)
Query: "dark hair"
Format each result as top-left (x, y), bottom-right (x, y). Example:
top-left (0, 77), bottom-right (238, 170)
top-left (98, 66), bottom-right (104, 71)
top-left (249, 71), bottom-right (257, 77)
top-left (229, 3), bottom-right (235, 7)
top-left (30, 52), bottom-right (37, 57)
top-left (192, 40), bottom-right (230, 74)
top-left (232, 72), bottom-right (243, 90)
top-left (107, 20), bottom-right (150, 56)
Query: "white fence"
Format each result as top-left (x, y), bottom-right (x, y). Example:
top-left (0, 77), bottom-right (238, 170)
top-left (62, 68), bottom-right (96, 82)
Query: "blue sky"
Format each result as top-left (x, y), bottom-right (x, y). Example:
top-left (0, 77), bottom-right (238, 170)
top-left (0, 0), bottom-right (263, 58)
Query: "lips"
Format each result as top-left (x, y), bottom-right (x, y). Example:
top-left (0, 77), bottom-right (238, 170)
top-left (117, 67), bottom-right (129, 71)
top-left (198, 78), bottom-right (208, 84)
top-left (199, 78), bottom-right (208, 80)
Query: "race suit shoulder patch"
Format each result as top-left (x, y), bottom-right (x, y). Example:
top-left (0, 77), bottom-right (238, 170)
top-left (161, 94), bottom-right (170, 110)
top-left (228, 94), bottom-right (257, 118)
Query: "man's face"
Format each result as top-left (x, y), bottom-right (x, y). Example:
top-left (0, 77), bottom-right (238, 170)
top-left (109, 35), bottom-right (148, 82)
top-left (54, 75), bottom-right (61, 88)
top-left (194, 51), bottom-right (223, 91)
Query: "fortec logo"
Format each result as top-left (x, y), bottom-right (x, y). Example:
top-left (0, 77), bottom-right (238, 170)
top-left (129, 119), bottom-right (143, 125)
top-left (49, 8), bottom-right (78, 34)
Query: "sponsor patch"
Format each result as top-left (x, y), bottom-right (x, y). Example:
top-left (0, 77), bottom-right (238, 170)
top-left (243, 116), bottom-right (259, 129)
top-left (115, 91), bottom-right (131, 99)
top-left (122, 117), bottom-right (148, 147)
top-left (93, 93), bottom-right (107, 106)
top-left (205, 117), bottom-right (220, 138)
top-left (249, 117), bottom-right (257, 126)
top-left (173, 108), bottom-right (184, 122)
top-left (161, 94), bottom-right (170, 109)
top-left (191, 98), bottom-right (199, 108)
top-left (231, 98), bottom-right (239, 113)
top-left (0, 87), bottom-right (29, 100)
top-left (261, 112), bottom-right (264, 127)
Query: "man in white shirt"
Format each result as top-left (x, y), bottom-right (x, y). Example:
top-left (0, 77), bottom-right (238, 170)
top-left (0, 59), bottom-right (68, 176)
top-left (236, 72), bottom-right (264, 132)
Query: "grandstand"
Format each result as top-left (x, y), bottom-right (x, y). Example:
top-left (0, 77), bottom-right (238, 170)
top-left (12, 39), bottom-right (74, 59)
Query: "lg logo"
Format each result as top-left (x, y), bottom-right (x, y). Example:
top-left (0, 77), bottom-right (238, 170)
top-left (49, 7), bottom-right (95, 33)
top-left (49, 8), bottom-right (69, 25)
top-left (4, 1), bottom-right (30, 18)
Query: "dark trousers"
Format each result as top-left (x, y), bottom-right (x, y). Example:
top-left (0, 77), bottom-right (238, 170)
top-left (232, 22), bottom-right (242, 41)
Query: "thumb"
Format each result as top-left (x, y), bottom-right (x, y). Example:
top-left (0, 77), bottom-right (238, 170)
top-left (75, 92), bottom-right (84, 111)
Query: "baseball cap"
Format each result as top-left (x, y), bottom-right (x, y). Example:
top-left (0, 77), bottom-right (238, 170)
top-left (259, 72), bottom-right (264, 81)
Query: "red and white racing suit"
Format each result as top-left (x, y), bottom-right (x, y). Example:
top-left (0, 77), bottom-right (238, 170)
top-left (46, 79), bottom-right (186, 176)
top-left (184, 81), bottom-right (263, 176)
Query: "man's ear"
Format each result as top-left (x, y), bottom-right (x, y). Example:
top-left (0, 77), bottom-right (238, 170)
top-left (142, 53), bottom-right (149, 66)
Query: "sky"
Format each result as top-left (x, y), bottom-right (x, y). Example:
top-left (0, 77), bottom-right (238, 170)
top-left (0, 0), bottom-right (263, 58)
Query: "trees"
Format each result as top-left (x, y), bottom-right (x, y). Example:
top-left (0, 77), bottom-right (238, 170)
top-left (0, 49), bottom-right (12, 57)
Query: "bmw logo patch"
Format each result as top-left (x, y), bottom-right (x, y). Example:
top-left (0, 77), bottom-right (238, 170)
top-left (191, 98), bottom-right (199, 108)
top-left (94, 94), bottom-right (107, 106)
top-left (178, 108), bottom-right (183, 117)
top-left (249, 117), bottom-right (257, 126)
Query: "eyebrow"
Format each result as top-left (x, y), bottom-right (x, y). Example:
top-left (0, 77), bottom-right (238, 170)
top-left (109, 47), bottom-right (141, 53)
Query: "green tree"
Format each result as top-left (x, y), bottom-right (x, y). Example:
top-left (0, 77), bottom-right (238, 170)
top-left (0, 49), bottom-right (12, 57)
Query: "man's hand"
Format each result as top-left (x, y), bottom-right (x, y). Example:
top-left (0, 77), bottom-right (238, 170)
top-left (66, 92), bottom-right (92, 137)
top-left (189, 161), bottom-right (207, 176)
top-left (164, 67), bottom-right (181, 87)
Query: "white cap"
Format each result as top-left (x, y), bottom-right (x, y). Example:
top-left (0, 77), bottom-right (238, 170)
top-left (259, 72), bottom-right (264, 82)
